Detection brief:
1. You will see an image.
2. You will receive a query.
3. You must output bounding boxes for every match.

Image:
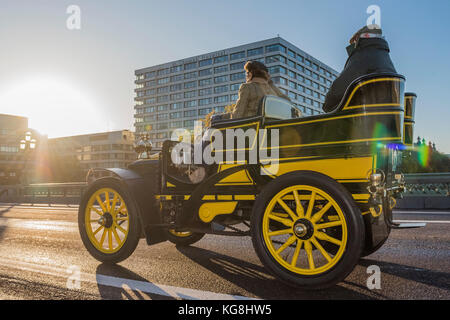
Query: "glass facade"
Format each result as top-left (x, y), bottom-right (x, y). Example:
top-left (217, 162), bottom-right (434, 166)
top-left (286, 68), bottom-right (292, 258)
top-left (134, 37), bottom-right (339, 147)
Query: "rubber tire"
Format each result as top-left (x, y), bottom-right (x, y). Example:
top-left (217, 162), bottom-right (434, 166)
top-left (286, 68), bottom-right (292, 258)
top-left (78, 178), bottom-right (141, 264)
top-left (166, 231), bottom-right (205, 246)
top-left (251, 171), bottom-right (365, 290)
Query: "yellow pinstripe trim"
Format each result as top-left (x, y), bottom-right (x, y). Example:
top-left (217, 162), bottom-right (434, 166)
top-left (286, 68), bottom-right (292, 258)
top-left (261, 112), bottom-right (402, 150)
top-left (344, 103), bottom-right (401, 110)
top-left (343, 78), bottom-right (402, 109)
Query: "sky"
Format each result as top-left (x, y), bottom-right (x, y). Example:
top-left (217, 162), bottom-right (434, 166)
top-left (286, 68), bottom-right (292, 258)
top-left (0, 0), bottom-right (449, 152)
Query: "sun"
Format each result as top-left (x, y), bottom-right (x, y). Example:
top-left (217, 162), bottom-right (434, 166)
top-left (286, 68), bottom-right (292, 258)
top-left (0, 76), bottom-right (108, 138)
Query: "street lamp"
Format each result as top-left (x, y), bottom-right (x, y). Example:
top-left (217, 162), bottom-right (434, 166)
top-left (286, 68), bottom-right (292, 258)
top-left (19, 131), bottom-right (37, 185)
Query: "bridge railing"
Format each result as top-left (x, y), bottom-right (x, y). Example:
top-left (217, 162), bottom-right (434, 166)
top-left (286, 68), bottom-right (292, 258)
top-left (0, 182), bottom-right (88, 205)
top-left (1, 173), bottom-right (449, 209)
top-left (398, 173), bottom-right (450, 209)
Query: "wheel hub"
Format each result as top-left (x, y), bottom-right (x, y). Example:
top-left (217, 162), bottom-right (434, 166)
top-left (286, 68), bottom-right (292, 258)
top-left (98, 212), bottom-right (113, 228)
top-left (293, 218), bottom-right (314, 240)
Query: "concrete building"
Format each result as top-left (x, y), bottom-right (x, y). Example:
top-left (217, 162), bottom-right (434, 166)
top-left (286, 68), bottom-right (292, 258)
top-left (48, 130), bottom-right (137, 175)
top-left (134, 37), bottom-right (339, 148)
top-left (0, 114), bottom-right (45, 185)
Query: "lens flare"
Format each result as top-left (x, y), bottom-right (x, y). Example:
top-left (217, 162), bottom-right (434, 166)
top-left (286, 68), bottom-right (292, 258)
top-left (417, 143), bottom-right (430, 167)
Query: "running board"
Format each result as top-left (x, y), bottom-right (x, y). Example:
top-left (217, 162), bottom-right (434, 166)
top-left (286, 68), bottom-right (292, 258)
top-left (391, 222), bottom-right (427, 229)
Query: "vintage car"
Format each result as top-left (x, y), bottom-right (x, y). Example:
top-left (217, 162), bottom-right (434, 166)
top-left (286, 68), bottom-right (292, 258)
top-left (78, 72), bottom-right (422, 289)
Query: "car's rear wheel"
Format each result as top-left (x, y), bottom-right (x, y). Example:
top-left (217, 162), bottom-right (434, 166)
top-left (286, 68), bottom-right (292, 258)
top-left (166, 229), bottom-right (205, 246)
top-left (251, 171), bottom-right (364, 289)
top-left (78, 178), bottom-right (141, 264)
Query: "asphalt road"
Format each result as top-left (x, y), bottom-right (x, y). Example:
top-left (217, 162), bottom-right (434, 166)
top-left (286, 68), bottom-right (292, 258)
top-left (0, 204), bottom-right (448, 300)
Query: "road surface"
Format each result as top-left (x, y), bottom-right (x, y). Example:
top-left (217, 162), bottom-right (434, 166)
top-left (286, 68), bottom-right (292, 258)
top-left (0, 204), bottom-right (448, 300)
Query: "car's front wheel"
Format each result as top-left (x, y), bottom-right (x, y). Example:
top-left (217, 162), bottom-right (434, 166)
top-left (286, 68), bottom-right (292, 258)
top-left (78, 178), bottom-right (141, 264)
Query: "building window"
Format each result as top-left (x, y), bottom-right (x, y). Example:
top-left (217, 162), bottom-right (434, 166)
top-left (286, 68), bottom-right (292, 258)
top-left (170, 65), bottom-right (183, 73)
top-left (199, 98), bottom-right (212, 106)
top-left (145, 71), bottom-right (156, 79)
top-left (214, 55), bottom-right (228, 64)
top-left (199, 68), bottom-right (212, 77)
top-left (288, 60), bottom-right (296, 69)
top-left (144, 97), bottom-right (156, 104)
top-left (157, 113), bottom-right (168, 120)
top-left (214, 65), bottom-right (228, 74)
top-left (230, 51), bottom-right (245, 60)
top-left (214, 85), bottom-right (228, 94)
top-left (157, 95), bottom-right (168, 103)
top-left (288, 91), bottom-right (296, 100)
top-left (158, 68), bottom-right (170, 76)
top-left (156, 123), bottom-right (168, 130)
top-left (184, 91), bottom-right (196, 98)
top-left (170, 121), bottom-right (183, 128)
top-left (288, 81), bottom-right (296, 90)
top-left (214, 75), bottom-right (228, 83)
top-left (184, 100), bottom-right (197, 108)
top-left (157, 105), bottom-right (168, 112)
top-left (198, 108), bottom-right (212, 116)
top-left (214, 95), bottom-right (229, 103)
top-left (288, 49), bottom-right (296, 58)
top-left (184, 62), bottom-right (197, 70)
top-left (184, 110), bottom-right (197, 117)
top-left (305, 59), bottom-right (311, 67)
top-left (230, 61), bottom-right (245, 71)
top-left (199, 78), bottom-right (212, 86)
top-left (170, 83), bottom-right (182, 92)
top-left (266, 55), bottom-right (286, 64)
top-left (184, 71), bottom-right (197, 79)
top-left (170, 74), bottom-right (184, 82)
top-left (170, 112), bottom-right (183, 119)
top-left (230, 72), bottom-right (245, 81)
top-left (170, 93), bottom-right (183, 101)
top-left (157, 86), bottom-right (169, 94)
top-left (265, 44), bottom-right (286, 53)
top-left (184, 81), bottom-right (197, 89)
top-left (230, 83), bottom-right (240, 91)
top-left (199, 88), bottom-right (213, 96)
top-left (199, 58), bottom-right (213, 67)
top-left (230, 94), bottom-right (238, 101)
top-left (184, 120), bottom-right (195, 128)
top-left (247, 47), bottom-right (263, 56)
top-left (170, 102), bottom-right (183, 110)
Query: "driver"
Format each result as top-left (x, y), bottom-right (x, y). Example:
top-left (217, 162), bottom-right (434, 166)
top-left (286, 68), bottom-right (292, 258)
top-left (322, 25), bottom-right (397, 113)
top-left (231, 61), bottom-right (291, 119)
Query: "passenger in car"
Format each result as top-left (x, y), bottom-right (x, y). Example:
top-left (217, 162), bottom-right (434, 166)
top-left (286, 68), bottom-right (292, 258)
top-left (231, 61), bottom-right (291, 119)
top-left (322, 25), bottom-right (397, 113)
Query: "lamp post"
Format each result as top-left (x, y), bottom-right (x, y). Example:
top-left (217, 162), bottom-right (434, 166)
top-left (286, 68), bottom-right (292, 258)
top-left (19, 131), bottom-right (36, 185)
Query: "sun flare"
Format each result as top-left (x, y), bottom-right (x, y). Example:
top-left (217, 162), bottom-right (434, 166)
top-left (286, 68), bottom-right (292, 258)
top-left (0, 76), bottom-right (107, 138)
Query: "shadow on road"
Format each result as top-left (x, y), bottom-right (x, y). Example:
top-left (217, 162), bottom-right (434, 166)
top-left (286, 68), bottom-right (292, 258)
top-left (95, 263), bottom-right (176, 300)
top-left (359, 258), bottom-right (450, 292)
top-left (176, 246), bottom-right (379, 299)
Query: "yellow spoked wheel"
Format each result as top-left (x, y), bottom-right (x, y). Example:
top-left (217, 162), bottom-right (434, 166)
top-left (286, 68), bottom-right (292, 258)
top-left (166, 229), bottom-right (205, 246)
top-left (251, 172), bottom-right (364, 289)
top-left (262, 185), bottom-right (347, 275)
top-left (79, 178), bottom-right (141, 263)
top-left (85, 188), bottom-right (129, 254)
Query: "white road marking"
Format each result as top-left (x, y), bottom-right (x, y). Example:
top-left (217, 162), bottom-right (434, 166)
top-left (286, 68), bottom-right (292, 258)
top-left (0, 256), bottom-right (257, 300)
top-left (393, 220), bottom-right (450, 224)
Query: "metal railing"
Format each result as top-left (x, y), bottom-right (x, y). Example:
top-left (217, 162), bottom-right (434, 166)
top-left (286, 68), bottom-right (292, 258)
top-left (1, 173), bottom-right (449, 209)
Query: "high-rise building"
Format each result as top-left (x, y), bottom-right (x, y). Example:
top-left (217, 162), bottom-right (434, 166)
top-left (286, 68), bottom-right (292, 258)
top-left (134, 37), bottom-right (339, 148)
top-left (0, 114), bottom-right (45, 185)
